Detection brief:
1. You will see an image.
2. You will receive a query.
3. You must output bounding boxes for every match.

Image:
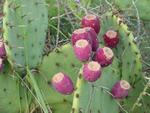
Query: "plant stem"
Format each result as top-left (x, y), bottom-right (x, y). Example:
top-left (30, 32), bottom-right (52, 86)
top-left (47, 23), bottom-right (69, 39)
top-left (131, 80), bottom-right (150, 112)
top-left (27, 69), bottom-right (48, 113)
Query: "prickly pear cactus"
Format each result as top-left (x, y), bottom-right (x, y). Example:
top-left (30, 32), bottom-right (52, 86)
top-left (32, 43), bottom-right (80, 112)
top-left (111, 0), bottom-right (150, 21)
top-left (71, 49), bottom-right (121, 113)
top-left (123, 77), bottom-right (150, 113)
top-left (3, 0), bottom-right (48, 71)
top-left (99, 12), bottom-right (142, 85)
top-left (0, 61), bottom-right (27, 113)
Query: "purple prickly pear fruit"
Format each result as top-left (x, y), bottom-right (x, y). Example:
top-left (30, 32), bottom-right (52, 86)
top-left (71, 28), bottom-right (92, 47)
top-left (52, 72), bottom-right (74, 95)
top-left (0, 58), bottom-right (3, 72)
top-left (81, 14), bottom-right (100, 34)
top-left (74, 39), bottom-right (92, 62)
top-left (83, 27), bottom-right (99, 51)
top-left (93, 47), bottom-right (114, 67)
top-left (83, 61), bottom-right (102, 82)
top-left (111, 80), bottom-right (130, 99)
top-left (0, 39), bottom-right (6, 58)
top-left (104, 30), bottom-right (119, 48)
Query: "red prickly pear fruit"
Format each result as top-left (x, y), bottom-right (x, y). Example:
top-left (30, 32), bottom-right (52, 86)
top-left (104, 30), bottom-right (119, 48)
top-left (83, 61), bottom-right (102, 82)
top-left (0, 58), bottom-right (3, 72)
top-left (71, 28), bottom-right (92, 47)
top-left (111, 80), bottom-right (130, 99)
top-left (93, 47), bottom-right (114, 67)
top-left (81, 14), bottom-right (100, 34)
top-left (52, 72), bottom-right (74, 95)
top-left (83, 27), bottom-right (99, 51)
top-left (74, 39), bottom-right (92, 62)
top-left (0, 39), bottom-right (6, 58)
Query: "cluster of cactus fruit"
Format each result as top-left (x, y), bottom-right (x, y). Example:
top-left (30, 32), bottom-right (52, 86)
top-left (0, 0), bottom-right (149, 113)
top-left (52, 14), bottom-right (131, 100)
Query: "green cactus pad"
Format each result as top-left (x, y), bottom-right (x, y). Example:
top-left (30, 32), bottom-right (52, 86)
top-left (88, 0), bottom-right (150, 21)
top-left (34, 43), bottom-right (80, 112)
top-left (99, 12), bottom-right (142, 85)
top-left (3, 0), bottom-right (48, 71)
top-left (112, 0), bottom-right (150, 21)
top-left (71, 51), bottom-right (121, 113)
top-left (0, 61), bottom-right (27, 113)
top-left (123, 78), bottom-right (150, 113)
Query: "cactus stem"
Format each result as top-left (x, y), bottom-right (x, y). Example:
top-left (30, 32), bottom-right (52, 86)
top-left (131, 78), bottom-right (150, 111)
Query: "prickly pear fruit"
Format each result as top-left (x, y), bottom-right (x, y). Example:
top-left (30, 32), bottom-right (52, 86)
top-left (83, 61), bottom-right (102, 82)
top-left (0, 39), bottom-right (6, 58)
top-left (0, 58), bottom-right (3, 72)
top-left (52, 72), bottom-right (74, 95)
top-left (111, 80), bottom-right (130, 99)
top-left (81, 14), bottom-right (100, 34)
top-left (74, 39), bottom-right (92, 62)
top-left (83, 27), bottom-right (99, 51)
top-left (93, 47), bottom-right (114, 67)
top-left (71, 28), bottom-right (92, 46)
top-left (104, 30), bottom-right (119, 48)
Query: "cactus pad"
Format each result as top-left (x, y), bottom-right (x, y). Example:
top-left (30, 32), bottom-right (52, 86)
top-left (99, 12), bottom-right (142, 85)
top-left (123, 78), bottom-right (150, 113)
top-left (3, 0), bottom-right (48, 71)
top-left (71, 44), bottom-right (121, 113)
top-left (34, 43), bottom-right (80, 112)
top-left (0, 61), bottom-right (27, 113)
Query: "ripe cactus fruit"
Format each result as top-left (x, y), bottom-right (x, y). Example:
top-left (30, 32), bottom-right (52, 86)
top-left (83, 61), bottom-right (102, 82)
top-left (93, 47), bottom-right (114, 67)
top-left (74, 39), bottom-right (92, 62)
top-left (0, 39), bottom-right (6, 58)
top-left (111, 80), bottom-right (130, 99)
top-left (104, 30), bottom-right (119, 48)
top-left (52, 72), bottom-right (74, 95)
top-left (83, 27), bottom-right (99, 51)
top-left (71, 28), bottom-right (92, 46)
top-left (0, 58), bottom-right (3, 72)
top-left (81, 14), bottom-right (100, 34)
